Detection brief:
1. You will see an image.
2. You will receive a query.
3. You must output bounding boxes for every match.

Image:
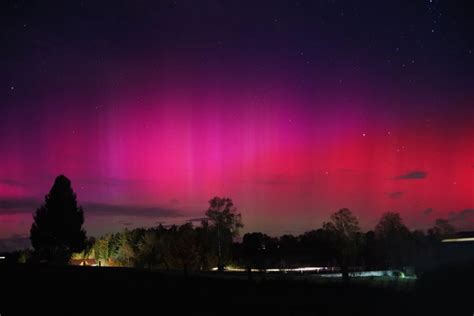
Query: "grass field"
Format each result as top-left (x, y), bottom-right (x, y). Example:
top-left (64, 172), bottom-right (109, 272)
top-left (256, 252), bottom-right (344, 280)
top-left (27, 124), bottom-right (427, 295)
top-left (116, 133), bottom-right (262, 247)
top-left (0, 263), bottom-right (469, 315)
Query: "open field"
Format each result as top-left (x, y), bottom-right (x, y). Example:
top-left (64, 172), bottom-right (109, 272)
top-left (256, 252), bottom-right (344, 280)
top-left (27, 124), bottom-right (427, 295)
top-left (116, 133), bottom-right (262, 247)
top-left (1, 263), bottom-right (470, 315)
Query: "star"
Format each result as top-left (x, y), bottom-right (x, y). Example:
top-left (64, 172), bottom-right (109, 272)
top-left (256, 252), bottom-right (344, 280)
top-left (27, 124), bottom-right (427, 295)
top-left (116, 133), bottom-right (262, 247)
top-left (10, 86), bottom-right (15, 90)
top-left (362, 133), bottom-right (366, 137)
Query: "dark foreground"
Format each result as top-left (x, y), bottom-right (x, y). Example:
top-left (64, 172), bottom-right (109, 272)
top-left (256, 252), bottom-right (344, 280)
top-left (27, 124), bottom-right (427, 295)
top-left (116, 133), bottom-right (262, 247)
top-left (0, 263), bottom-right (471, 315)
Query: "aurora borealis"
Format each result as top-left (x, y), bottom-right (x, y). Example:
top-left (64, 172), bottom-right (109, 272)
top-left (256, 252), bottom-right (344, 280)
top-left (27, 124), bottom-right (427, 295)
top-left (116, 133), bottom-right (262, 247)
top-left (0, 0), bottom-right (473, 249)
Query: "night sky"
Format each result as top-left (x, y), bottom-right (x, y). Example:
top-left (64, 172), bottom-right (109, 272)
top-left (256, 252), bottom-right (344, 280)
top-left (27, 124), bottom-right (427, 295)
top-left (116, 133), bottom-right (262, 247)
top-left (1, 0), bottom-right (473, 249)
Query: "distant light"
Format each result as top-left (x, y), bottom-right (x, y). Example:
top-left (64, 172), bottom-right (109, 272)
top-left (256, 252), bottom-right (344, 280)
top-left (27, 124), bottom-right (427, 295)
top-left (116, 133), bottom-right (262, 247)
top-left (362, 133), bottom-right (366, 137)
top-left (442, 237), bottom-right (474, 243)
top-left (0, 256), bottom-right (5, 260)
top-left (212, 266), bottom-right (330, 273)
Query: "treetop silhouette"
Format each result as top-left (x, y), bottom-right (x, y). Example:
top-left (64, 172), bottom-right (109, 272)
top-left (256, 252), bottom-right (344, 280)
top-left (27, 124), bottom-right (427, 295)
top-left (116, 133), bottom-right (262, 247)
top-left (30, 175), bottom-right (87, 264)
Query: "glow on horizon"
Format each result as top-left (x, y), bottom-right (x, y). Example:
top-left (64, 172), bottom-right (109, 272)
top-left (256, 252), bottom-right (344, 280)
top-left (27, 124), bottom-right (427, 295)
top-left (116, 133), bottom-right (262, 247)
top-left (0, 83), bottom-right (473, 239)
top-left (2, 1), bottom-right (474, 259)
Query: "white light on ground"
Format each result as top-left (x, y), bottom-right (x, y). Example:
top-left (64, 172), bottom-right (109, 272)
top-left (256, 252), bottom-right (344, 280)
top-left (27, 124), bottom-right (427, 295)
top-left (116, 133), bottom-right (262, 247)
top-left (442, 237), bottom-right (474, 243)
top-left (213, 266), bottom-right (333, 273)
top-left (319, 270), bottom-right (413, 278)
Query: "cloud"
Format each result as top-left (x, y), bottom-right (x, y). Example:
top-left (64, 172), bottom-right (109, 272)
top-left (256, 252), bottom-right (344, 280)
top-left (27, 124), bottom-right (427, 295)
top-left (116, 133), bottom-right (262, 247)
top-left (0, 235), bottom-right (30, 252)
top-left (170, 198), bottom-right (180, 205)
top-left (395, 171), bottom-right (427, 180)
top-left (187, 217), bottom-right (208, 223)
top-left (257, 173), bottom-right (318, 186)
top-left (257, 174), bottom-right (290, 186)
top-left (338, 169), bottom-right (353, 173)
top-left (282, 230), bottom-right (300, 235)
top-left (387, 191), bottom-right (404, 199)
top-left (448, 209), bottom-right (474, 225)
top-left (0, 179), bottom-right (27, 187)
top-left (0, 197), bottom-right (183, 219)
top-left (423, 208), bottom-right (434, 215)
top-left (75, 177), bottom-right (144, 187)
top-left (83, 202), bottom-right (182, 218)
top-left (0, 197), bottom-right (39, 215)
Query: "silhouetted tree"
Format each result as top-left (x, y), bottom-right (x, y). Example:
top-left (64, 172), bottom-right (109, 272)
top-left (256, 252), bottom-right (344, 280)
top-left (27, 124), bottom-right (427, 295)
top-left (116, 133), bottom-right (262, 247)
top-left (157, 225), bottom-right (179, 270)
top-left (361, 231), bottom-right (378, 269)
top-left (195, 220), bottom-right (218, 270)
top-left (300, 229), bottom-right (337, 266)
top-left (205, 197), bottom-right (243, 271)
top-left (173, 223), bottom-right (198, 275)
top-left (242, 232), bottom-right (273, 272)
top-left (93, 234), bottom-right (111, 262)
top-left (30, 175), bottom-right (87, 264)
top-left (72, 236), bottom-right (95, 261)
top-left (409, 229), bottom-right (431, 270)
top-left (17, 249), bottom-right (32, 264)
top-left (278, 234), bottom-right (299, 268)
top-left (323, 208), bottom-right (360, 282)
top-left (117, 229), bottom-right (136, 266)
top-left (374, 212), bottom-right (410, 268)
top-left (428, 218), bottom-right (455, 240)
top-left (137, 231), bottom-right (160, 269)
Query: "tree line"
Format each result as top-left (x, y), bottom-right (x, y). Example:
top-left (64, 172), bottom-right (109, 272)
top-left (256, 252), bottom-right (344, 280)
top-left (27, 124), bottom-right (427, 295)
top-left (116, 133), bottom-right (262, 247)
top-left (235, 211), bottom-right (453, 280)
top-left (25, 175), bottom-right (454, 279)
top-left (73, 209), bottom-right (452, 280)
top-left (74, 198), bottom-right (243, 274)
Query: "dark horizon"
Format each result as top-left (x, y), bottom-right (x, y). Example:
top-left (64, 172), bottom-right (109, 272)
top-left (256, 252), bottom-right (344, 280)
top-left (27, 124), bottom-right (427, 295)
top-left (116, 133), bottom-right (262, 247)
top-left (0, 173), bottom-right (468, 253)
